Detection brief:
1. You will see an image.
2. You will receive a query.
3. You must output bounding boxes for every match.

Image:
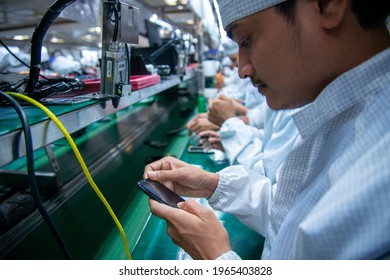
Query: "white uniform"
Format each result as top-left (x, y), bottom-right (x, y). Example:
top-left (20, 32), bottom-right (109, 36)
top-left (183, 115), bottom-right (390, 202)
top-left (211, 48), bottom-right (390, 260)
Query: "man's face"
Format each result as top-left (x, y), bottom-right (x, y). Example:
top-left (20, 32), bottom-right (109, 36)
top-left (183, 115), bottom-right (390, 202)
top-left (227, 3), bottom-right (326, 110)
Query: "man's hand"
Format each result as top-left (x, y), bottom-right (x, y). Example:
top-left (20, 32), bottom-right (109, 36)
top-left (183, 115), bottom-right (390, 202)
top-left (208, 95), bottom-right (236, 126)
top-left (186, 113), bottom-right (220, 135)
top-left (144, 156), bottom-right (219, 198)
top-left (149, 199), bottom-right (231, 260)
top-left (232, 99), bottom-right (248, 116)
top-left (199, 130), bottom-right (224, 151)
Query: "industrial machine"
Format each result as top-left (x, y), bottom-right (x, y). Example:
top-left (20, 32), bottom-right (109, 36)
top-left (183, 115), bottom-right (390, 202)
top-left (100, 0), bottom-right (139, 98)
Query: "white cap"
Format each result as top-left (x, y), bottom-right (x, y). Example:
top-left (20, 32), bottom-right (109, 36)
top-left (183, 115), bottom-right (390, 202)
top-left (217, 0), bottom-right (287, 29)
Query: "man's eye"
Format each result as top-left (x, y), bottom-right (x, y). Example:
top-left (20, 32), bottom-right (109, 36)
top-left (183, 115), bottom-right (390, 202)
top-left (240, 38), bottom-right (250, 48)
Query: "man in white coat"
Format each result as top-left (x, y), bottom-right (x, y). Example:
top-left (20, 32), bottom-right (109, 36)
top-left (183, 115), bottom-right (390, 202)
top-left (143, 0), bottom-right (390, 260)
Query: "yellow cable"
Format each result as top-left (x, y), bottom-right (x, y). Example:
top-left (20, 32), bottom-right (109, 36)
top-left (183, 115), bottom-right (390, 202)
top-left (7, 92), bottom-right (132, 260)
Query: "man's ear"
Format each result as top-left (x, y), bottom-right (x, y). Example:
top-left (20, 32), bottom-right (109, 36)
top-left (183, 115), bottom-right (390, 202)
top-left (316, 0), bottom-right (349, 29)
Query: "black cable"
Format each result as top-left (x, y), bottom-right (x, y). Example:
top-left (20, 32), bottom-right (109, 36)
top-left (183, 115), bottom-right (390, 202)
top-left (26, 0), bottom-right (77, 94)
top-left (11, 79), bottom-right (27, 91)
top-left (38, 79), bottom-right (84, 99)
top-left (0, 82), bottom-right (12, 91)
top-left (0, 91), bottom-right (73, 260)
top-left (110, 2), bottom-right (120, 42)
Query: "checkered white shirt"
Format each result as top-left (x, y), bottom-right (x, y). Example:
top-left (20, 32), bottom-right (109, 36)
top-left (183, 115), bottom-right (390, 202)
top-left (209, 47), bottom-right (390, 259)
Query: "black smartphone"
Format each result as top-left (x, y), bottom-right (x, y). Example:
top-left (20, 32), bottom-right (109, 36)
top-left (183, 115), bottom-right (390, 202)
top-left (136, 179), bottom-right (185, 208)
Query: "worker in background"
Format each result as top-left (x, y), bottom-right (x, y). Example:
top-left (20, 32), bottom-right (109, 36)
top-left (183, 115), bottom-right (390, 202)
top-left (144, 0), bottom-right (390, 259)
top-left (216, 38), bottom-right (265, 110)
top-left (186, 39), bottom-right (265, 135)
top-left (200, 102), bottom-right (301, 176)
top-left (214, 38), bottom-right (240, 91)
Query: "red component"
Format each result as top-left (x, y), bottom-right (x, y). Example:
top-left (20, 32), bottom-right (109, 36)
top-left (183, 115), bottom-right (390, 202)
top-left (130, 75), bottom-right (161, 90)
top-left (73, 75), bottom-right (161, 94)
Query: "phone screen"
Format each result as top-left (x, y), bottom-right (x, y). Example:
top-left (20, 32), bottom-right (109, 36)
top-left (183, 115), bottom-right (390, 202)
top-left (137, 179), bottom-right (185, 208)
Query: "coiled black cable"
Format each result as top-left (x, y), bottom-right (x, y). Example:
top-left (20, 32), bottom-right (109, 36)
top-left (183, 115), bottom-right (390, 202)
top-left (26, 0), bottom-right (77, 94)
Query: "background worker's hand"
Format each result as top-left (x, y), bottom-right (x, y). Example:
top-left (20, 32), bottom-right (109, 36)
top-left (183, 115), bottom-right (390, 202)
top-left (208, 94), bottom-right (236, 127)
top-left (199, 130), bottom-right (224, 151)
top-left (186, 113), bottom-right (220, 134)
top-left (143, 156), bottom-right (219, 198)
top-left (149, 198), bottom-right (231, 260)
top-left (232, 99), bottom-right (248, 116)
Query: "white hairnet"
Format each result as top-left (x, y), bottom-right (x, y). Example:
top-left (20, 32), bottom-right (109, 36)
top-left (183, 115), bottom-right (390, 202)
top-left (217, 0), bottom-right (287, 28)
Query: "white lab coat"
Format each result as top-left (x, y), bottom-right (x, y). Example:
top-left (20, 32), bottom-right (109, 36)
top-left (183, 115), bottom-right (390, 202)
top-left (220, 107), bottom-right (300, 180)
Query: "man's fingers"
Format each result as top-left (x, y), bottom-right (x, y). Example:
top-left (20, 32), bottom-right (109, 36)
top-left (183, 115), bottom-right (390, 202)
top-left (143, 156), bottom-right (181, 180)
top-left (149, 199), bottom-right (179, 220)
top-left (218, 94), bottom-right (229, 101)
top-left (177, 199), bottom-right (213, 221)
